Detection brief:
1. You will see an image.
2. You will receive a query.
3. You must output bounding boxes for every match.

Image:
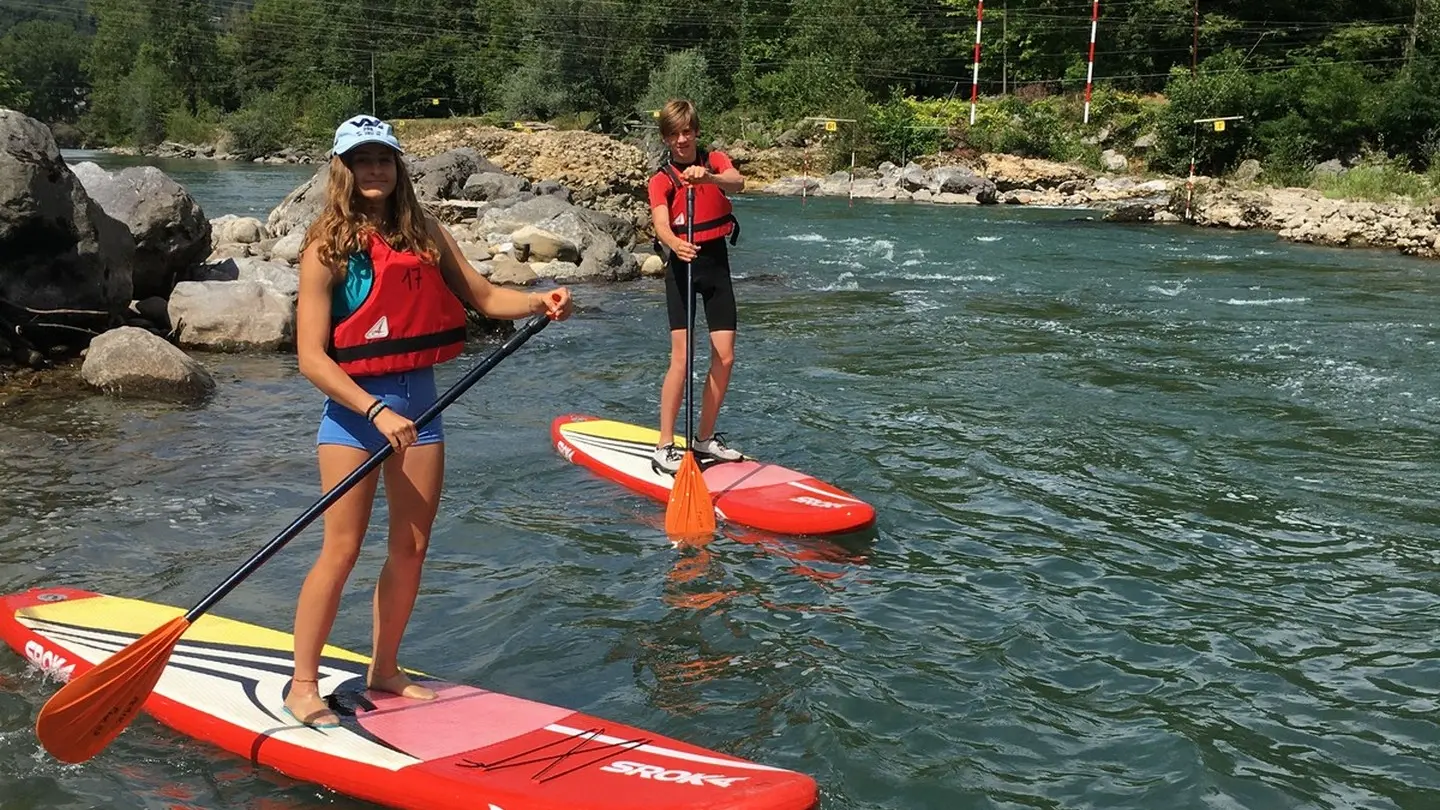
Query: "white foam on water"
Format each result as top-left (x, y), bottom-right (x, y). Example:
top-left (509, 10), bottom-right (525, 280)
top-left (839, 236), bottom-right (896, 262)
top-left (1222, 296), bottom-right (1310, 306)
top-left (893, 290), bottom-right (943, 312)
top-left (976, 236), bottom-right (1003, 242)
top-left (786, 232), bottom-right (828, 243)
top-left (817, 272), bottom-right (860, 292)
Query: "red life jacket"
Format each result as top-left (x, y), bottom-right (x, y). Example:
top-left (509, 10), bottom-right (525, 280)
top-left (656, 150), bottom-right (740, 245)
top-left (329, 233), bottom-right (468, 376)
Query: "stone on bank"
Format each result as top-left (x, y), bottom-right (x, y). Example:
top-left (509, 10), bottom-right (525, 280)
top-left (81, 326), bottom-right (215, 403)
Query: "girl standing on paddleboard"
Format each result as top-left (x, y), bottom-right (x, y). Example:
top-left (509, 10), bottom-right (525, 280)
top-left (285, 115), bottom-right (572, 727)
top-left (648, 99), bottom-right (748, 475)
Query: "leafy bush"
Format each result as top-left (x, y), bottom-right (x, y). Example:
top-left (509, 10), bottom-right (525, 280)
top-left (1085, 86), bottom-right (1160, 146)
top-left (295, 83), bottom-right (365, 149)
top-left (164, 101), bottom-right (222, 144)
top-left (1312, 153), bottom-right (1440, 205)
top-left (501, 47), bottom-right (573, 121)
top-left (225, 91), bottom-right (296, 159)
top-left (1152, 51), bottom-right (1258, 175)
top-left (639, 49), bottom-right (717, 118)
top-left (866, 89), bottom-right (954, 165)
top-left (755, 52), bottom-right (866, 122)
top-left (0, 68), bottom-right (26, 111)
top-left (707, 108), bottom-right (781, 149)
top-left (966, 95), bottom-right (1075, 160)
top-left (123, 53), bottom-right (181, 146)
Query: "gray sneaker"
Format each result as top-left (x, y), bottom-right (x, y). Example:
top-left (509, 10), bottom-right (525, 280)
top-left (692, 433), bottom-right (743, 462)
top-left (651, 444), bottom-right (683, 475)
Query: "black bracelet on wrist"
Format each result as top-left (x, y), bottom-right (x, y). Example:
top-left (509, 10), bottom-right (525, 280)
top-left (365, 399), bottom-right (387, 422)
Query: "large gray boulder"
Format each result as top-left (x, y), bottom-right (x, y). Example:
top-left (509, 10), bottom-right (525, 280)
top-left (0, 110), bottom-right (133, 314)
top-left (266, 164), bottom-right (329, 238)
top-left (211, 215), bottom-right (264, 245)
top-left (899, 162), bottom-right (930, 192)
top-left (71, 162), bottom-right (211, 299)
top-left (475, 194), bottom-right (575, 235)
top-left (460, 171), bottom-right (529, 201)
top-left (930, 166), bottom-right (996, 201)
top-left (577, 233), bottom-right (640, 282)
top-left (190, 257), bottom-right (299, 299)
top-left (411, 148), bottom-right (503, 201)
top-left (81, 326), bottom-right (215, 403)
top-left (168, 280), bottom-right (294, 351)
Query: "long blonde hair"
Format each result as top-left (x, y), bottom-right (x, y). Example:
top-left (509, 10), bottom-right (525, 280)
top-left (303, 151), bottom-right (437, 273)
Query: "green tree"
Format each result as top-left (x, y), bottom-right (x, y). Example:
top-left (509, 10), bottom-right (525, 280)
top-left (0, 67), bottom-right (28, 110)
top-left (0, 21), bottom-right (90, 122)
top-left (83, 0), bottom-right (152, 142)
top-left (759, 0), bottom-right (927, 117)
top-left (640, 50), bottom-right (717, 117)
top-left (149, 0), bottom-right (220, 114)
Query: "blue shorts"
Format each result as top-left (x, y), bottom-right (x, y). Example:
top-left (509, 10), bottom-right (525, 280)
top-left (316, 368), bottom-right (444, 453)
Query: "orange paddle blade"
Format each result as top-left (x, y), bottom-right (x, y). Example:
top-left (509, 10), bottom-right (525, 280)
top-left (666, 451), bottom-right (717, 540)
top-left (36, 615), bottom-right (191, 763)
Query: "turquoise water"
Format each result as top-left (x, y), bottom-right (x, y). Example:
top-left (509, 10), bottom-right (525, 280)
top-left (1, 157), bottom-right (1438, 809)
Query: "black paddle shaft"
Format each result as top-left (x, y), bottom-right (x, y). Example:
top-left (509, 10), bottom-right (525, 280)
top-left (684, 186), bottom-right (697, 450)
top-left (185, 314), bottom-right (552, 622)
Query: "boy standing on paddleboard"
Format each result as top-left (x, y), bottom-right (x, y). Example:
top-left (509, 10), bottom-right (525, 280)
top-left (648, 99), bottom-right (747, 475)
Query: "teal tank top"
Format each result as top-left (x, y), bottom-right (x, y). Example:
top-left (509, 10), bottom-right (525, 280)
top-left (332, 252), bottom-right (375, 320)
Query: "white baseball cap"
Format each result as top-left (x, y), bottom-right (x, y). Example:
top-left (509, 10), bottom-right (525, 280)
top-left (333, 115), bottom-right (402, 156)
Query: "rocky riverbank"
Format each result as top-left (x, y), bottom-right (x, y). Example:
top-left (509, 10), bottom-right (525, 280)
top-left (750, 151), bottom-right (1440, 260)
top-left (1103, 180), bottom-right (1440, 258)
top-left (104, 140), bottom-right (321, 165)
top-left (99, 122), bottom-right (1440, 261)
top-left (9, 109), bottom-right (1440, 401)
top-left (1, 110), bottom-right (662, 401)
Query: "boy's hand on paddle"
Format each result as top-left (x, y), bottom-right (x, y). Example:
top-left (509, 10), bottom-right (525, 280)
top-left (669, 238), bottom-right (699, 262)
top-left (373, 408), bottom-right (418, 450)
top-left (680, 165), bottom-right (711, 184)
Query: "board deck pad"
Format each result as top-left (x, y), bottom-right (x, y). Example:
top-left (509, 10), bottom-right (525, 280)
top-left (552, 414), bottom-right (875, 536)
top-left (1, 588), bottom-right (817, 810)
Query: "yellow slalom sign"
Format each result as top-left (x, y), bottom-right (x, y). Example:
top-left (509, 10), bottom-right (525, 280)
top-left (1194, 115), bottom-right (1243, 131)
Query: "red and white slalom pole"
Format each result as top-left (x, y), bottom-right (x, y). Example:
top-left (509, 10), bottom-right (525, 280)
top-left (1083, 0), bottom-right (1100, 124)
top-left (1185, 152), bottom-right (1196, 221)
top-left (969, 0), bottom-right (984, 125)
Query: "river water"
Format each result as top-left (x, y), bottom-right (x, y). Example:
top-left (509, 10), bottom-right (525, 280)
top-left (1, 154), bottom-right (1437, 809)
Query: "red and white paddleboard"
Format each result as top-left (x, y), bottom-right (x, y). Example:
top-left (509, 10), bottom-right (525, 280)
top-left (1, 588), bottom-right (817, 810)
top-left (551, 415), bottom-right (876, 536)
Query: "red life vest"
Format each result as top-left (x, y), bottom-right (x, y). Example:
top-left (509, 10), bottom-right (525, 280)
top-left (329, 233), bottom-right (467, 376)
top-left (656, 150), bottom-right (740, 245)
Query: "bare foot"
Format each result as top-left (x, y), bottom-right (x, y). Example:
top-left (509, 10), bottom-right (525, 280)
top-left (283, 686), bottom-right (339, 728)
top-left (366, 668), bottom-right (437, 701)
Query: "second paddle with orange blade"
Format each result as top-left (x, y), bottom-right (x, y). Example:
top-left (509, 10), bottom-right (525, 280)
top-left (664, 186), bottom-right (717, 541)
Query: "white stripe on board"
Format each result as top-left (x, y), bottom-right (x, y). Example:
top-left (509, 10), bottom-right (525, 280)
top-left (785, 480), bottom-right (863, 504)
top-left (544, 723), bottom-right (787, 772)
